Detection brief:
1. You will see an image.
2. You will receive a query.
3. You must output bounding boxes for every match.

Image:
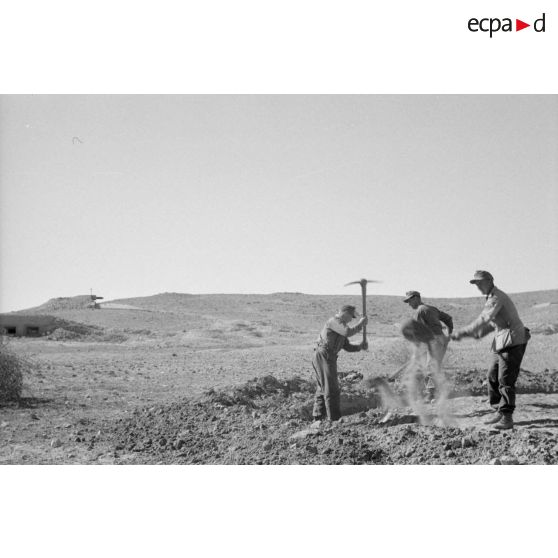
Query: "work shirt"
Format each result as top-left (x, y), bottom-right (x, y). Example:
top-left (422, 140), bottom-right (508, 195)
top-left (415, 304), bottom-right (453, 336)
top-left (461, 286), bottom-right (528, 348)
top-left (316, 316), bottom-right (363, 358)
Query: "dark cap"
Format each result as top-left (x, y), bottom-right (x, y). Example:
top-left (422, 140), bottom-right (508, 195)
top-left (469, 270), bottom-right (494, 284)
top-left (403, 290), bottom-right (420, 303)
top-left (340, 304), bottom-right (357, 317)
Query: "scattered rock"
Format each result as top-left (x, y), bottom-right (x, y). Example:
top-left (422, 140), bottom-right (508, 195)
top-left (173, 439), bottom-right (186, 450)
top-left (50, 438), bottom-right (62, 448)
top-left (490, 458), bottom-right (502, 465)
top-left (380, 411), bottom-right (393, 424)
top-left (500, 455), bottom-right (520, 465)
top-left (289, 429), bottom-right (316, 441)
top-left (103, 374), bottom-right (558, 465)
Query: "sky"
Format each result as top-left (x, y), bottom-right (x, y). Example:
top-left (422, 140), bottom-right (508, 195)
top-left (1, 94), bottom-right (557, 312)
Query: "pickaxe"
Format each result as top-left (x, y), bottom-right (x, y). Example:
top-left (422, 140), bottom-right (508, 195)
top-left (344, 278), bottom-right (381, 349)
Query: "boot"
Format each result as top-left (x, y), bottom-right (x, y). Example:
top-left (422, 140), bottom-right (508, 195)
top-left (484, 412), bottom-right (503, 425)
top-left (492, 414), bottom-right (514, 430)
top-left (424, 388), bottom-right (436, 404)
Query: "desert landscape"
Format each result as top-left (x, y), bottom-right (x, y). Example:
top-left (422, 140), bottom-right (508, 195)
top-left (1, 289), bottom-right (557, 465)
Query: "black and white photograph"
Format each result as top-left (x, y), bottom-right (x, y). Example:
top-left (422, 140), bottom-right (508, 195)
top-left (2, 94), bottom-right (556, 465)
top-left (1, 2), bottom-right (557, 558)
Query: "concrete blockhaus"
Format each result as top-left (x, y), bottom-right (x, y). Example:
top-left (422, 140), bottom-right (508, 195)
top-left (0, 314), bottom-right (59, 337)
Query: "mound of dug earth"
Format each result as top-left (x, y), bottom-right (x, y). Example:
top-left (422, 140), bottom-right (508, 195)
top-left (47, 321), bottom-right (102, 340)
top-left (108, 374), bottom-right (378, 464)
top-left (107, 375), bottom-right (558, 464)
top-left (458, 366), bottom-right (558, 396)
top-left (45, 321), bottom-right (129, 343)
top-left (387, 367), bottom-right (558, 398)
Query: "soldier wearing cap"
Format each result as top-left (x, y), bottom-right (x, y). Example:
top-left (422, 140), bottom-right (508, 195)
top-left (403, 291), bottom-right (453, 403)
top-left (451, 271), bottom-right (530, 430)
top-left (312, 305), bottom-right (368, 421)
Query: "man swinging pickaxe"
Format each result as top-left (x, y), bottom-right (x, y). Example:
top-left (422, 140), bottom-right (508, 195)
top-left (344, 278), bottom-right (381, 350)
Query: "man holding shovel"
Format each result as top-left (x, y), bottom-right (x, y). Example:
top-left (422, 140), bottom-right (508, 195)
top-left (403, 290), bottom-right (453, 403)
top-left (312, 305), bottom-right (368, 421)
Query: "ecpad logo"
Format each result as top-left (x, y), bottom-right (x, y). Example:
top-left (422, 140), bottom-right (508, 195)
top-left (468, 13), bottom-right (546, 37)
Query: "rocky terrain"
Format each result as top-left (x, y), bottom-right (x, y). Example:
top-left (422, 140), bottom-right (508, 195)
top-left (1, 290), bottom-right (557, 465)
top-left (108, 374), bottom-right (558, 465)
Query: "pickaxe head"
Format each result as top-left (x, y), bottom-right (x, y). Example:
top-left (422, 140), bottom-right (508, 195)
top-left (344, 278), bottom-right (382, 288)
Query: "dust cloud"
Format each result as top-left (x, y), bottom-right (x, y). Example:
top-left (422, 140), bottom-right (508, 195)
top-left (364, 338), bottom-right (455, 426)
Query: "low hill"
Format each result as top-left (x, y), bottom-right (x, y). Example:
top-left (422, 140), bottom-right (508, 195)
top-left (11, 290), bottom-right (558, 343)
top-left (110, 289), bottom-right (558, 327)
top-left (18, 295), bottom-right (94, 313)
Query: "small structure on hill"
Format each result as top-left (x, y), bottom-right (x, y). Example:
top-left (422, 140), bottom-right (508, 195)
top-left (88, 290), bottom-right (104, 310)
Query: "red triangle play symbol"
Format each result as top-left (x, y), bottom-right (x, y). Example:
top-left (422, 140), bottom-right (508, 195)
top-left (516, 19), bottom-right (530, 31)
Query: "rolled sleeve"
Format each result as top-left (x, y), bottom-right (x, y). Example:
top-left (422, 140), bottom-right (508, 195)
top-left (345, 322), bottom-right (364, 337)
top-left (327, 318), bottom-right (363, 338)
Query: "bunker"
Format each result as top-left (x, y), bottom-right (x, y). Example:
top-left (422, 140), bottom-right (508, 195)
top-left (0, 314), bottom-right (59, 337)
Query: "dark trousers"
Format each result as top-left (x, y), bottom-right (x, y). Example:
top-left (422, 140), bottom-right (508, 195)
top-left (312, 348), bottom-right (341, 421)
top-left (487, 343), bottom-right (527, 416)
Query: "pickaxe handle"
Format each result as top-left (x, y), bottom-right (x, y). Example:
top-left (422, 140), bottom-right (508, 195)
top-left (344, 278), bottom-right (381, 350)
top-left (362, 281), bottom-right (367, 345)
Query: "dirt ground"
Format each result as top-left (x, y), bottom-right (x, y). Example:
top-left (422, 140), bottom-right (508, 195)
top-left (1, 292), bottom-right (557, 465)
top-left (2, 337), bottom-right (557, 465)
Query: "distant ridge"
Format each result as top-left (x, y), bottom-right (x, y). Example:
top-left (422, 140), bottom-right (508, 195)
top-left (11, 289), bottom-right (558, 320)
top-left (3, 289), bottom-right (556, 341)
